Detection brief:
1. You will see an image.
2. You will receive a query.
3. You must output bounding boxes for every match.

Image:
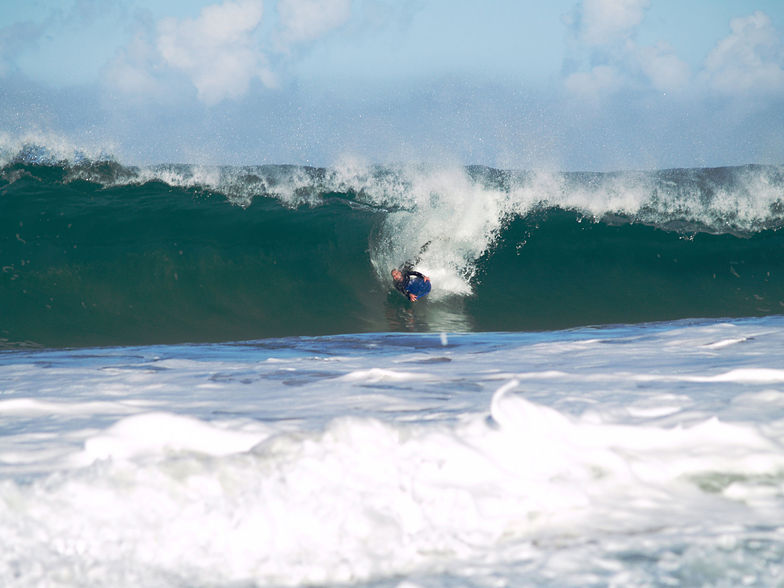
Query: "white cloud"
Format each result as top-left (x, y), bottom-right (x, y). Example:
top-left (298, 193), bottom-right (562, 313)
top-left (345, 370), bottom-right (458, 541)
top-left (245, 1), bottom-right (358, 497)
top-left (701, 11), bottom-right (784, 96)
top-left (157, 0), bottom-right (276, 104)
top-left (103, 0), bottom-right (357, 104)
top-left (637, 42), bottom-right (690, 93)
top-left (0, 21), bottom-right (47, 78)
top-left (103, 29), bottom-right (164, 98)
top-left (571, 0), bottom-right (650, 46)
top-left (563, 0), bottom-right (691, 97)
top-left (564, 65), bottom-right (623, 99)
top-left (277, 0), bottom-right (351, 45)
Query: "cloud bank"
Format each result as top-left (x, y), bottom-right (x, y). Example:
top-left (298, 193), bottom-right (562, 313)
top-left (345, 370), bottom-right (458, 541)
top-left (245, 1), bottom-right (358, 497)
top-left (101, 0), bottom-right (782, 113)
top-left (0, 0), bottom-right (783, 170)
top-left (563, 0), bottom-right (690, 96)
top-left (103, 0), bottom-right (353, 105)
top-left (564, 1), bottom-right (784, 102)
top-left (157, 0), bottom-right (274, 104)
top-left (276, 0), bottom-right (351, 44)
top-left (571, 0), bottom-right (649, 46)
top-left (701, 11), bottom-right (784, 96)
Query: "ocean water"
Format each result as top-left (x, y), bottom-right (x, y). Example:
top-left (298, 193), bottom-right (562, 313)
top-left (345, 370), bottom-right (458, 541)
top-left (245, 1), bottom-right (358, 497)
top-left (2, 151), bottom-right (784, 347)
top-left (2, 145), bottom-right (784, 586)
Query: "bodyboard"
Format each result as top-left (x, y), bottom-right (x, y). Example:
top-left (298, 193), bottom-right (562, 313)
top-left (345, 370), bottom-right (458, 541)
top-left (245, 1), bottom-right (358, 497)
top-left (406, 276), bottom-right (431, 299)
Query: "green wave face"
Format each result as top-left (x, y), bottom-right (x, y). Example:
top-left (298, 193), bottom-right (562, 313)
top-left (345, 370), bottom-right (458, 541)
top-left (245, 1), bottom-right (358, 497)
top-left (2, 160), bottom-right (784, 347)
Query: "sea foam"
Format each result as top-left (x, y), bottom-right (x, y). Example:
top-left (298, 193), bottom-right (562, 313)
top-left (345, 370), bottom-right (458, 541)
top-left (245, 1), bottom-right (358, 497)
top-left (2, 318), bottom-right (784, 586)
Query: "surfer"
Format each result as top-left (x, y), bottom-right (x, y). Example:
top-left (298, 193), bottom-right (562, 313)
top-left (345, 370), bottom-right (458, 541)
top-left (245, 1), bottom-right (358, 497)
top-left (391, 268), bottom-right (431, 301)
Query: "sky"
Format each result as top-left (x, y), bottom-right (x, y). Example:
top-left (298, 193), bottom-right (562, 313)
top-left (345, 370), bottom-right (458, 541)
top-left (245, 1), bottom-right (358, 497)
top-left (1, 0), bottom-right (783, 170)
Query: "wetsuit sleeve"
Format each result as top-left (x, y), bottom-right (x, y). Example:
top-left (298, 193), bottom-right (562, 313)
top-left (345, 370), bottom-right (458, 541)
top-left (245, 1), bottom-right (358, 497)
top-left (406, 270), bottom-right (425, 280)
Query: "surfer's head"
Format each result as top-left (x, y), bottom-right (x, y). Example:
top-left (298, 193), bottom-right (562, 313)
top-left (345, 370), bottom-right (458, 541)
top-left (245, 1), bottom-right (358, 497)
top-left (391, 269), bottom-right (402, 282)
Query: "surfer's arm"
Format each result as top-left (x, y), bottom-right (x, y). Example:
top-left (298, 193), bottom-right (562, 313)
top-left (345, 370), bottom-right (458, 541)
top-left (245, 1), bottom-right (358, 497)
top-left (406, 270), bottom-right (428, 281)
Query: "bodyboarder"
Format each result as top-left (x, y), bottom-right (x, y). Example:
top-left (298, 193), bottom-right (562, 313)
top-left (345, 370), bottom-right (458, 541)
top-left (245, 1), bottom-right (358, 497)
top-left (391, 268), bottom-right (431, 301)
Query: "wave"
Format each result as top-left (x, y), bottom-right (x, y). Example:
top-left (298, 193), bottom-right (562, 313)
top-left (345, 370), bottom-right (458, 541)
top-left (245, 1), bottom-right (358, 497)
top-left (2, 144), bottom-right (784, 347)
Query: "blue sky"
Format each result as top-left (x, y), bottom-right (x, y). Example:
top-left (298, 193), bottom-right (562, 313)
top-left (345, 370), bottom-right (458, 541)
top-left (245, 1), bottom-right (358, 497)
top-left (1, 0), bottom-right (783, 170)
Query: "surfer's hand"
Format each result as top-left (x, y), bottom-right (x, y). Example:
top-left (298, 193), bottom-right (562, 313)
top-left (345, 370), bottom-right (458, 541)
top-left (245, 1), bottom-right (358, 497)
top-left (409, 294), bottom-right (418, 301)
top-left (424, 276), bottom-right (430, 282)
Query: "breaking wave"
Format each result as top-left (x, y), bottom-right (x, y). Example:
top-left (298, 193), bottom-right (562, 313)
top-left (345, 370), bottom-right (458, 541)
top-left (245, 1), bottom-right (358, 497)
top-left (2, 143), bottom-right (784, 347)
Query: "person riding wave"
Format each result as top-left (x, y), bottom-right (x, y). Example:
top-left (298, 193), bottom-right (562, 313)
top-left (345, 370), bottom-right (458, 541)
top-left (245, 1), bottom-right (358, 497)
top-left (391, 268), bottom-right (431, 301)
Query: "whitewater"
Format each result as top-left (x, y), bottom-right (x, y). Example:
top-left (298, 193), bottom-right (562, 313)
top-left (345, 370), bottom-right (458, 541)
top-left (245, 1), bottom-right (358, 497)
top-left (3, 320), bottom-right (784, 586)
top-left (2, 144), bottom-right (784, 586)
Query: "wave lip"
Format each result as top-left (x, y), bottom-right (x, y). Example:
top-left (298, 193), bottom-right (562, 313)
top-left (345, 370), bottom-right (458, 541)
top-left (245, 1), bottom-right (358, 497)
top-left (4, 141), bottom-right (783, 232)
